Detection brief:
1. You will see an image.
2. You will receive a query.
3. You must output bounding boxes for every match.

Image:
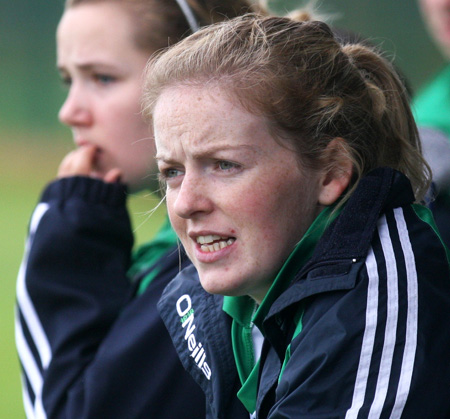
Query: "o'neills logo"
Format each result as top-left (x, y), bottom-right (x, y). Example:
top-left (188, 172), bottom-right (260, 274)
top-left (176, 294), bottom-right (211, 380)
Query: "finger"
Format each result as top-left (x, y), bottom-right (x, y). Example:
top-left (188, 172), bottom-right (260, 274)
top-left (58, 145), bottom-right (98, 178)
top-left (104, 168), bottom-right (123, 184)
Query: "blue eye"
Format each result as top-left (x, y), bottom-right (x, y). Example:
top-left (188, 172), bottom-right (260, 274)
top-left (167, 169), bottom-right (181, 177)
top-left (162, 168), bottom-right (183, 179)
top-left (218, 161), bottom-right (236, 171)
top-left (94, 74), bottom-right (115, 85)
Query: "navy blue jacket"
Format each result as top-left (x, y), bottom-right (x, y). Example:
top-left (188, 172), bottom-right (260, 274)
top-left (16, 176), bottom-right (206, 418)
top-left (158, 168), bottom-right (450, 418)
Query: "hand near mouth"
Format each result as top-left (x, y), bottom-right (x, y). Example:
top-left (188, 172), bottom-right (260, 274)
top-left (58, 144), bottom-right (122, 183)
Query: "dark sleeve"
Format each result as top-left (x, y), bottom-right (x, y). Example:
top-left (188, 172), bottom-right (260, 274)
top-left (264, 207), bottom-right (450, 419)
top-left (63, 248), bottom-right (206, 418)
top-left (16, 176), bottom-right (206, 418)
top-left (16, 176), bottom-right (134, 418)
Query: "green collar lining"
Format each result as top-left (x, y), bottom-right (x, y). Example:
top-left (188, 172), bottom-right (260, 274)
top-left (129, 217), bottom-right (179, 295)
top-left (223, 205), bottom-right (340, 413)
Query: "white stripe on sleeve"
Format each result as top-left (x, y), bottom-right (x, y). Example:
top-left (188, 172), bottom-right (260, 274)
top-left (389, 208), bottom-right (418, 418)
top-left (345, 244), bottom-right (380, 419)
top-left (16, 203), bottom-right (52, 369)
top-left (20, 372), bottom-right (36, 419)
top-left (16, 203), bottom-right (51, 419)
top-left (346, 211), bottom-right (418, 419)
top-left (15, 312), bottom-right (43, 397)
top-left (368, 216), bottom-right (399, 418)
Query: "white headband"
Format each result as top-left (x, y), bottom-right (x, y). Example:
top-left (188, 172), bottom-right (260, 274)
top-left (174, 0), bottom-right (200, 33)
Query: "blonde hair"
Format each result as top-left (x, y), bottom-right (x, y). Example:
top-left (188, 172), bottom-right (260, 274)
top-left (64, 0), bottom-right (265, 52)
top-left (143, 13), bottom-right (431, 202)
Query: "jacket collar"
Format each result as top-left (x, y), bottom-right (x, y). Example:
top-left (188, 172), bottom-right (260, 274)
top-left (262, 168), bottom-right (415, 354)
top-left (303, 167), bottom-right (415, 266)
top-left (158, 265), bottom-right (247, 418)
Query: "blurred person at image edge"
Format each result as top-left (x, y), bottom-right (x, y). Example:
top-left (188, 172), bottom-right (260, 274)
top-left (15, 1), bottom-right (264, 418)
top-left (413, 0), bottom-right (450, 247)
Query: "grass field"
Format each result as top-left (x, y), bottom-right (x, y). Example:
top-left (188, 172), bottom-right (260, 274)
top-left (0, 136), bottom-right (166, 417)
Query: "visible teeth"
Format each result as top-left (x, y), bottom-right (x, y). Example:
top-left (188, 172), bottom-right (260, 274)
top-left (199, 237), bottom-right (235, 253)
top-left (197, 234), bottom-right (221, 244)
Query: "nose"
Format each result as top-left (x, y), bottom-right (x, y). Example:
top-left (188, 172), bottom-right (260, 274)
top-left (58, 84), bottom-right (92, 127)
top-left (172, 171), bottom-right (214, 219)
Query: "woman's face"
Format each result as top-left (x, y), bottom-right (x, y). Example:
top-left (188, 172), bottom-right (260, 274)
top-left (154, 85), bottom-right (323, 303)
top-left (57, 3), bottom-right (156, 192)
top-left (420, 0), bottom-right (450, 58)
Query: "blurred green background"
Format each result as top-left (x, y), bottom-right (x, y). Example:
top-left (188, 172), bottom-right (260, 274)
top-left (1, 0), bottom-right (444, 416)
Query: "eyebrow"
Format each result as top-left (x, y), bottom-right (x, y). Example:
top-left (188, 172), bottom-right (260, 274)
top-left (156, 143), bottom-right (262, 163)
top-left (57, 62), bottom-right (118, 73)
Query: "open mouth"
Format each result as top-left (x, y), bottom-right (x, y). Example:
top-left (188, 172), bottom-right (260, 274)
top-left (196, 235), bottom-right (236, 252)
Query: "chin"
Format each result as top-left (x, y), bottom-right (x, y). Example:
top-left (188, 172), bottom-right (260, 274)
top-left (199, 276), bottom-right (244, 298)
top-left (198, 280), bottom-right (223, 296)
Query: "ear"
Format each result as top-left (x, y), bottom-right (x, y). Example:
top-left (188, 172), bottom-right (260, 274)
top-left (317, 138), bottom-right (353, 206)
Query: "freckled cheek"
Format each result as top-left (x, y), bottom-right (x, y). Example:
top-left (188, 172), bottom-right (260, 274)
top-left (169, 215), bottom-right (184, 235)
top-left (166, 195), bottom-right (187, 239)
top-left (229, 192), bottom-right (277, 242)
top-left (225, 195), bottom-right (262, 229)
top-left (227, 186), bottom-right (267, 214)
top-left (240, 183), bottom-right (305, 245)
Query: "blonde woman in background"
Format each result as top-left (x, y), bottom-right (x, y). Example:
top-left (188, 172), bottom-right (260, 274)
top-left (15, 1), bottom-right (263, 417)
